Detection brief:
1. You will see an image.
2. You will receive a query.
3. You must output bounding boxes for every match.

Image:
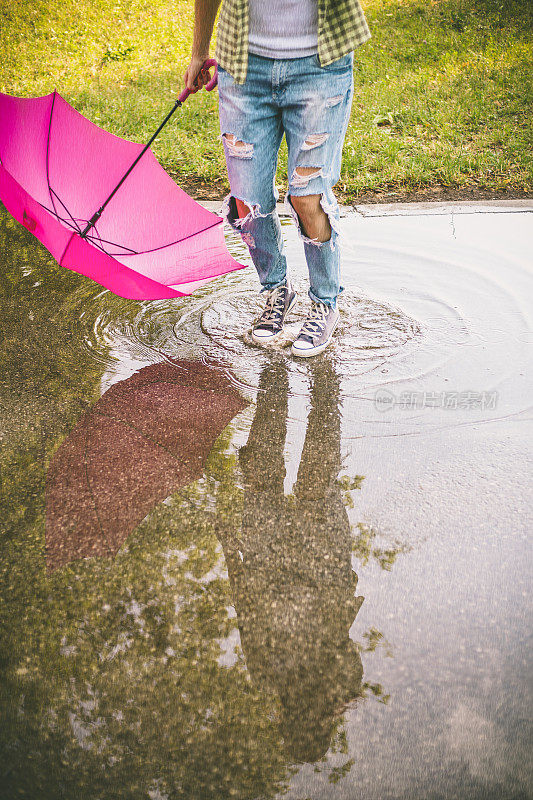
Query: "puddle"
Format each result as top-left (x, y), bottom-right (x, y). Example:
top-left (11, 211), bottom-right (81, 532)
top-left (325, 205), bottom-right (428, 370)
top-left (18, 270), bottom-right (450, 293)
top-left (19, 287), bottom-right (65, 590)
top-left (0, 206), bottom-right (531, 799)
top-left (63, 214), bottom-right (533, 433)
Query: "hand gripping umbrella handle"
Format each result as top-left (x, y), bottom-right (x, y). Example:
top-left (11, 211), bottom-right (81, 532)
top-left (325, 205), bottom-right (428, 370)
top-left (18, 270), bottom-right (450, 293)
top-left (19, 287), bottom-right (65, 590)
top-left (178, 58), bottom-right (218, 103)
top-left (80, 59), bottom-right (219, 239)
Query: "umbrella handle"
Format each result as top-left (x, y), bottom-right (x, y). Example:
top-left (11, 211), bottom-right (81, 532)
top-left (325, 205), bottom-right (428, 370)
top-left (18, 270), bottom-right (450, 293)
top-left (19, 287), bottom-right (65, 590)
top-left (177, 58), bottom-right (218, 104)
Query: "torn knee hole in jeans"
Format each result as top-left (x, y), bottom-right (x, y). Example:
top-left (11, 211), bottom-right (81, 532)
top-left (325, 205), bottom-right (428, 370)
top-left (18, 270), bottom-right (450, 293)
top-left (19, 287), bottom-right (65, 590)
top-left (284, 192), bottom-right (342, 252)
top-left (220, 193), bottom-right (273, 232)
top-left (220, 133), bottom-right (254, 158)
top-left (290, 166), bottom-right (324, 189)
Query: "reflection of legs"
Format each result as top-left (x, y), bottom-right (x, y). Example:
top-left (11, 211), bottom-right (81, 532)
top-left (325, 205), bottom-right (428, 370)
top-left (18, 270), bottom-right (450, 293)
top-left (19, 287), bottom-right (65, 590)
top-left (280, 358), bottom-right (364, 763)
top-left (294, 358), bottom-right (342, 500)
top-left (225, 358), bottom-right (365, 765)
top-left (233, 359), bottom-right (291, 686)
top-left (292, 357), bottom-right (361, 615)
top-left (239, 359), bottom-right (289, 494)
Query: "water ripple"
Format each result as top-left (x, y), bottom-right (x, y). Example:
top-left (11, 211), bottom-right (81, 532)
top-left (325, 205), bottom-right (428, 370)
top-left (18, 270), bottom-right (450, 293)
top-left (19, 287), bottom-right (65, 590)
top-left (67, 214), bottom-right (532, 431)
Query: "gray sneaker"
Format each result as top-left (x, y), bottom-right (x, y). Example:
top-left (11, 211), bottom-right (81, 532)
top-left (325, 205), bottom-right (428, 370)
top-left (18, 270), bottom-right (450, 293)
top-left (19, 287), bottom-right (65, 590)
top-left (291, 301), bottom-right (340, 357)
top-left (252, 280), bottom-right (297, 344)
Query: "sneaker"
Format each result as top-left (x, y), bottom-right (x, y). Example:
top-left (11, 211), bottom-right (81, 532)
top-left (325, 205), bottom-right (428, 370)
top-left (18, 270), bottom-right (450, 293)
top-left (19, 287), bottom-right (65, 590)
top-left (251, 280), bottom-right (297, 344)
top-left (291, 301), bottom-right (340, 357)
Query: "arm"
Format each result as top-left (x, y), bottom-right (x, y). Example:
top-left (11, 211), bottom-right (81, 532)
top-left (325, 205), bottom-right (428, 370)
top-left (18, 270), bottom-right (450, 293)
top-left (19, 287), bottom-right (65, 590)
top-left (183, 0), bottom-right (223, 92)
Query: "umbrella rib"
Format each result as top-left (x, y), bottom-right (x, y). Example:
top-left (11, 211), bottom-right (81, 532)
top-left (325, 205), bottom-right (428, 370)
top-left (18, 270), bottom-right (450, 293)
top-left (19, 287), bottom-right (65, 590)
top-left (44, 93), bottom-right (95, 238)
top-left (80, 99), bottom-right (183, 238)
top-left (36, 198), bottom-right (140, 257)
top-left (49, 188), bottom-right (82, 233)
top-left (45, 92), bottom-right (60, 222)
top-left (37, 200), bottom-right (81, 233)
top-left (41, 98), bottom-right (223, 259)
top-left (35, 196), bottom-right (222, 258)
top-left (118, 218), bottom-right (224, 257)
top-left (80, 218), bottom-right (223, 259)
top-left (84, 223), bottom-right (114, 257)
top-left (84, 230), bottom-right (138, 255)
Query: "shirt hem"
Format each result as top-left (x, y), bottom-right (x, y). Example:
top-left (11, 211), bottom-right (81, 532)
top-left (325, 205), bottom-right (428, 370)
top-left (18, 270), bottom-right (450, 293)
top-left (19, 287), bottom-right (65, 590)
top-left (248, 43), bottom-right (319, 59)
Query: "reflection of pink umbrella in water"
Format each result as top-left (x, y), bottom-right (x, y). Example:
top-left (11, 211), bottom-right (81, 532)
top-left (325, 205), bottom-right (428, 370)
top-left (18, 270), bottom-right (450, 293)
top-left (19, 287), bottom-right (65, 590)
top-left (45, 360), bottom-right (247, 571)
top-left (0, 64), bottom-right (246, 299)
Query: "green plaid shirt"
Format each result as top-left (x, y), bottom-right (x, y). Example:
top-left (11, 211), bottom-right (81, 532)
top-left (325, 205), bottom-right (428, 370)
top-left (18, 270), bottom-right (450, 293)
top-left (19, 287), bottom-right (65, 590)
top-left (215, 0), bottom-right (371, 85)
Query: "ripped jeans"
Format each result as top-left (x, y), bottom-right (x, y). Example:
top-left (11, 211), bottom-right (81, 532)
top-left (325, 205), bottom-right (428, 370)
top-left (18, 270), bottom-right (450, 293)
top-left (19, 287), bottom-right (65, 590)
top-left (218, 51), bottom-right (354, 309)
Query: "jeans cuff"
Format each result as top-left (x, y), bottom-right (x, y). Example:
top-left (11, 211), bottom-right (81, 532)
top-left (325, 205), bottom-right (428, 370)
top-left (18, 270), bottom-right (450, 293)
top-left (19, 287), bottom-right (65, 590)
top-left (308, 288), bottom-right (338, 309)
top-left (261, 276), bottom-right (287, 293)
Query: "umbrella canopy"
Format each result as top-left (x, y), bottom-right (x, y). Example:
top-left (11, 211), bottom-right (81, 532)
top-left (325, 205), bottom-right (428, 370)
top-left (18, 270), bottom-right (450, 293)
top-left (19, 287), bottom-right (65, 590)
top-left (45, 359), bottom-right (247, 570)
top-left (0, 90), bottom-right (245, 299)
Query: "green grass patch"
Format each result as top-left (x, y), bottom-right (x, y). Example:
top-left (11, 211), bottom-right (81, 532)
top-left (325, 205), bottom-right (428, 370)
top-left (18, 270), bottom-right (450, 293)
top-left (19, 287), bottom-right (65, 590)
top-left (1, 0), bottom-right (532, 199)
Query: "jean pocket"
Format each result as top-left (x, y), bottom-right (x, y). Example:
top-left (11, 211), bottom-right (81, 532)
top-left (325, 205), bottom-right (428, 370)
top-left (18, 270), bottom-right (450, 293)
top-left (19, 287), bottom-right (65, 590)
top-left (316, 52), bottom-right (353, 71)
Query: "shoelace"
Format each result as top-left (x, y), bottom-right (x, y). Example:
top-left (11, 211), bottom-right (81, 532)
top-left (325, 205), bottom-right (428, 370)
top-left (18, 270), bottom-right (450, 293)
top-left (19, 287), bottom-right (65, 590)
top-left (259, 286), bottom-right (286, 324)
top-left (299, 302), bottom-right (328, 339)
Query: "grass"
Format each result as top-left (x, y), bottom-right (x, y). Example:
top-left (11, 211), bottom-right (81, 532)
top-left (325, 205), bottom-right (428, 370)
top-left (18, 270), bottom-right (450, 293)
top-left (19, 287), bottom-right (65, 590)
top-left (1, 0), bottom-right (532, 202)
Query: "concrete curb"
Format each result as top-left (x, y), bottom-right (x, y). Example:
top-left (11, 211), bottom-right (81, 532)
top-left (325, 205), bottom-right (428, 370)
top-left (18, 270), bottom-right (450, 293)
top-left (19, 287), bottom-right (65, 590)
top-left (352, 199), bottom-right (533, 216)
top-left (199, 198), bottom-right (533, 217)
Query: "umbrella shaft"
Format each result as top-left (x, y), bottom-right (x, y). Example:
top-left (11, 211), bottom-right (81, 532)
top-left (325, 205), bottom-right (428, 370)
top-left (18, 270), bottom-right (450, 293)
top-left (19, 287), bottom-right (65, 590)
top-left (80, 100), bottom-right (182, 239)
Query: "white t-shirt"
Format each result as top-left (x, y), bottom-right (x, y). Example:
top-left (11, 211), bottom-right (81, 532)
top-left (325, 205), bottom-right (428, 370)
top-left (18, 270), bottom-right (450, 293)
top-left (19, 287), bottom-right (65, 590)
top-left (248, 0), bottom-right (318, 59)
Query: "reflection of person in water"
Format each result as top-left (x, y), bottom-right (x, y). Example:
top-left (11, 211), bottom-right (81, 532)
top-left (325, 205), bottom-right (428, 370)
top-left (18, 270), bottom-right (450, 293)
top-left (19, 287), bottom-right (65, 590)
top-left (218, 357), bottom-right (364, 763)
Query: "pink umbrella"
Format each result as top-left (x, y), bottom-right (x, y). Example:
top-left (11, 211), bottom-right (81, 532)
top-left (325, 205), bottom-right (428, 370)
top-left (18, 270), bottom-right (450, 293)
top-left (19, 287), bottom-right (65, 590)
top-left (45, 359), bottom-right (248, 570)
top-left (0, 62), bottom-right (245, 299)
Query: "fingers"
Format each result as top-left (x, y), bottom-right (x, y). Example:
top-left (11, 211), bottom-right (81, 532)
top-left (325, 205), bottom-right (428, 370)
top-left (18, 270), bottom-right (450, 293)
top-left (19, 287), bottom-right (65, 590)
top-left (195, 67), bottom-right (211, 89)
top-left (183, 70), bottom-right (196, 93)
top-left (193, 69), bottom-right (206, 90)
top-left (184, 63), bottom-right (211, 93)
